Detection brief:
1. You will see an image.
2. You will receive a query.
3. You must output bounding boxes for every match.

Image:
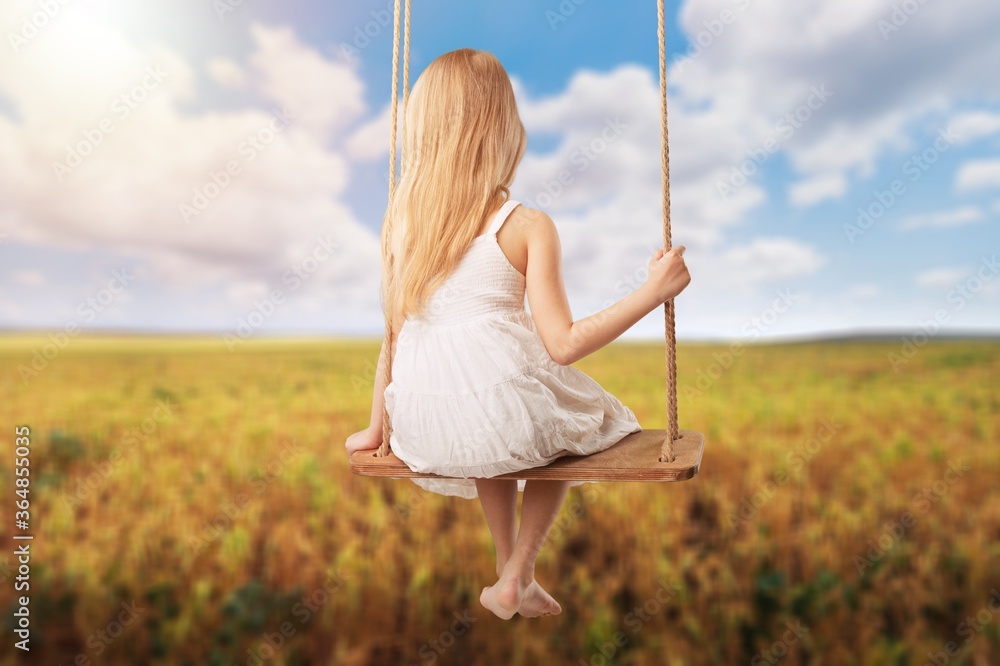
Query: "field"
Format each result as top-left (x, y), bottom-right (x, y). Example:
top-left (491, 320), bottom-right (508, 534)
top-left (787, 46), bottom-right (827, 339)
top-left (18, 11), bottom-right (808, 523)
top-left (0, 335), bottom-right (997, 666)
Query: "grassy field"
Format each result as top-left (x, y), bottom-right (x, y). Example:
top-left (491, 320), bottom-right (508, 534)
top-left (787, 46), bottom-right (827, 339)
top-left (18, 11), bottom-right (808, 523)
top-left (0, 335), bottom-right (997, 665)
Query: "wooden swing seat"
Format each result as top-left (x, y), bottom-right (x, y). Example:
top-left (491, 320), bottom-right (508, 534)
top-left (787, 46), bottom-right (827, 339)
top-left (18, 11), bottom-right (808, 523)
top-left (349, 428), bottom-right (703, 482)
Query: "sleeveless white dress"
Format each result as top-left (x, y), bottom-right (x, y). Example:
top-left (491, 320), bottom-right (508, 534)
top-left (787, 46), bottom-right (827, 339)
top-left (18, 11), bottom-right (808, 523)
top-left (383, 199), bottom-right (642, 499)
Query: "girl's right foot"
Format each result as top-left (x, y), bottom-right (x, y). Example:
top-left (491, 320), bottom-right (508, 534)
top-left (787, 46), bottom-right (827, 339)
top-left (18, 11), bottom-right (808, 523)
top-left (480, 574), bottom-right (523, 620)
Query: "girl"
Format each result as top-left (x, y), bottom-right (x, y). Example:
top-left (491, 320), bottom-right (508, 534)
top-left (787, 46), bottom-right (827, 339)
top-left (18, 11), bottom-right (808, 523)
top-left (345, 49), bottom-right (691, 620)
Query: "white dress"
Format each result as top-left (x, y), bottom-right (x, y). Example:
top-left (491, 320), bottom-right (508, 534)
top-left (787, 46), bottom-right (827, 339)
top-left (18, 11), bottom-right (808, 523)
top-left (383, 199), bottom-right (642, 499)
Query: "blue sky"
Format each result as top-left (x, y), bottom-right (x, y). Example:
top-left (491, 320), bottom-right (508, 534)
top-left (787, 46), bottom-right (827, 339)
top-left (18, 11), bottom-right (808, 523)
top-left (0, 0), bottom-right (998, 342)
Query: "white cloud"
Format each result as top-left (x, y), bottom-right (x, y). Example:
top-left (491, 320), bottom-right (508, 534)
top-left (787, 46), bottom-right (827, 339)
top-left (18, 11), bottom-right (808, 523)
top-left (900, 206), bottom-right (983, 230)
top-left (510, 64), bottom-right (765, 252)
top-left (994, 200), bottom-right (1000, 213)
top-left (351, 0), bottom-right (1000, 332)
top-left (345, 103), bottom-right (401, 162)
top-left (949, 111), bottom-right (1000, 144)
top-left (225, 278), bottom-right (269, 301)
top-left (783, 110), bottom-right (913, 182)
top-left (0, 19), bottom-right (381, 317)
top-left (916, 268), bottom-right (967, 288)
top-left (495, 63), bottom-right (817, 322)
top-left (714, 238), bottom-right (826, 287)
top-left (674, 0), bottom-right (1000, 184)
top-left (248, 24), bottom-right (366, 142)
top-left (498, 0), bottom-right (1000, 331)
top-left (955, 159), bottom-right (1000, 192)
top-left (789, 173), bottom-right (846, 207)
top-left (206, 58), bottom-right (246, 89)
top-left (11, 270), bottom-right (45, 287)
top-left (844, 284), bottom-right (880, 300)
top-left (3, 2), bottom-right (1000, 337)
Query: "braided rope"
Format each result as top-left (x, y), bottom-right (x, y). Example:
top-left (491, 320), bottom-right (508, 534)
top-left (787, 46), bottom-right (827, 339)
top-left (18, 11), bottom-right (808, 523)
top-left (377, 0), bottom-right (408, 457)
top-left (400, 0), bottom-right (412, 169)
top-left (658, 0), bottom-right (678, 462)
top-left (403, 0), bottom-right (411, 106)
top-left (387, 0), bottom-right (401, 199)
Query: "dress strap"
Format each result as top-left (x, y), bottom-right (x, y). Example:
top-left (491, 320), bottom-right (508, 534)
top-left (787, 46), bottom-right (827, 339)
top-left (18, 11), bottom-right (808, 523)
top-left (486, 199), bottom-right (522, 236)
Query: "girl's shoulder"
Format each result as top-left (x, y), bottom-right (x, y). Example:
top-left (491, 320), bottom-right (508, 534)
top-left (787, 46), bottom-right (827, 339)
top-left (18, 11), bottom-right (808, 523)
top-left (504, 206), bottom-right (560, 251)
top-left (505, 204), bottom-right (555, 238)
top-left (495, 205), bottom-right (560, 276)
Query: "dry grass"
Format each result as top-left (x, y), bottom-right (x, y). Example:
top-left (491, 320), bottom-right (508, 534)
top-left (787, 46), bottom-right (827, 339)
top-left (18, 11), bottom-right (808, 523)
top-left (0, 335), bottom-right (997, 665)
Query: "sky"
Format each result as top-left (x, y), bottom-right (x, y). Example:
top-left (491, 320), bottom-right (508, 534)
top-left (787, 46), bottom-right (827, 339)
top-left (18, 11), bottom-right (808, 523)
top-left (0, 0), bottom-right (998, 342)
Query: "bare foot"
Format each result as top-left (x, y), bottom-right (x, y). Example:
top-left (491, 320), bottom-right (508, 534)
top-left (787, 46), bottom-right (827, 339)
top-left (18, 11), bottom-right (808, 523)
top-left (479, 573), bottom-right (525, 620)
top-left (517, 580), bottom-right (561, 618)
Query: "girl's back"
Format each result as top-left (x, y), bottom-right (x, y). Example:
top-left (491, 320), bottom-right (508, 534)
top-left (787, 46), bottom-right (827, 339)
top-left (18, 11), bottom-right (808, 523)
top-left (384, 199), bottom-right (643, 499)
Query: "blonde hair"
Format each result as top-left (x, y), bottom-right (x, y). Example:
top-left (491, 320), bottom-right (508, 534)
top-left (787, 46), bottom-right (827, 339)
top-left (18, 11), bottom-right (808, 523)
top-left (380, 48), bottom-right (527, 327)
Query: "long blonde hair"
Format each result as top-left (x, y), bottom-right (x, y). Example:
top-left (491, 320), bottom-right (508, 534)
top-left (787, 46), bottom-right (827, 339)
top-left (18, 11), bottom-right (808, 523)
top-left (380, 48), bottom-right (527, 328)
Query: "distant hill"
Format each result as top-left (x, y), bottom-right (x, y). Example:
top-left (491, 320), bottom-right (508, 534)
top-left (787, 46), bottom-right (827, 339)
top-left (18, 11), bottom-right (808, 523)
top-left (0, 328), bottom-right (997, 344)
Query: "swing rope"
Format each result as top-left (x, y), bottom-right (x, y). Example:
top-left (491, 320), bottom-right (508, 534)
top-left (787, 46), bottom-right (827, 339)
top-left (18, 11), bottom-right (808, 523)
top-left (657, 0), bottom-right (678, 463)
top-left (377, 0), bottom-right (409, 458)
top-left (378, 0), bottom-right (681, 464)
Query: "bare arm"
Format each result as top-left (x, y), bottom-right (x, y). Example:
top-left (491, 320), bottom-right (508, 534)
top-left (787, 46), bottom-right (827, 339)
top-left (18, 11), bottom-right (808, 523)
top-left (524, 209), bottom-right (690, 366)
